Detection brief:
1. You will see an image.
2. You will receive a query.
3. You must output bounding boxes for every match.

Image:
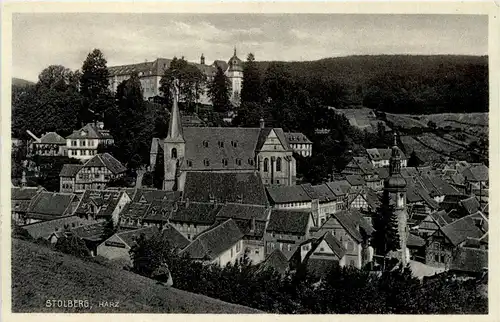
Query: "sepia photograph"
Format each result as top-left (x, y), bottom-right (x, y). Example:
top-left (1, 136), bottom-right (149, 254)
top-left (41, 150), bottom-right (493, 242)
top-left (4, 5), bottom-right (494, 316)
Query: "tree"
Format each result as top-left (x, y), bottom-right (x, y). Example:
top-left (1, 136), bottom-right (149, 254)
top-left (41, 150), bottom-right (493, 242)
top-left (102, 217), bottom-right (117, 240)
top-left (80, 49), bottom-right (113, 125)
top-left (153, 149), bottom-right (165, 189)
top-left (30, 155), bottom-right (81, 192)
top-left (129, 233), bottom-right (175, 277)
top-left (407, 151), bottom-right (421, 167)
top-left (55, 235), bottom-right (91, 258)
top-left (372, 191), bottom-right (401, 270)
top-left (207, 66), bottom-right (231, 113)
top-left (241, 53), bottom-right (262, 104)
top-left (159, 57), bottom-right (206, 112)
top-left (263, 62), bottom-right (294, 103)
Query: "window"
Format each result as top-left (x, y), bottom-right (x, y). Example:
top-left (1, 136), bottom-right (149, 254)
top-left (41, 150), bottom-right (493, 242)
top-left (231, 141), bottom-right (238, 147)
top-left (71, 140), bottom-right (77, 146)
top-left (218, 141), bottom-right (224, 148)
top-left (236, 241), bottom-right (241, 252)
top-left (171, 148), bottom-right (177, 159)
top-left (277, 180), bottom-right (280, 184)
top-left (255, 250), bottom-right (260, 255)
top-left (231, 248), bottom-right (234, 257)
top-left (269, 242), bottom-right (275, 249)
top-left (94, 174), bottom-right (99, 179)
top-left (264, 158), bottom-right (269, 172)
top-left (203, 159), bottom-right (210, 167)
top-left (276, 157), bottom-right (282, 171)
top-left (186, 160), bottom-right (193, 167)
top-left (320, 247), bottom-right (325, 252)
top-left (203, 141), bottom-right (209, 148)
top-left (248, 158), bottom-right (254, 166)
top-left (81, 140), bottom-right (86, 147)
top-left (434, 254), bottom-right (440, 263)
top-left (347, 241), bottom-right (354, 252)
top-left (222, 159), bottom-right (228, 166)
top-left (236, 159), bottom-right (242, 166)
top-left (288, 244), bottom-right (292, 252)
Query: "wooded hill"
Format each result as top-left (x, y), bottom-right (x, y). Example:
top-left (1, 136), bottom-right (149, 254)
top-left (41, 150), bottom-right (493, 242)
top-left (256, 55), bottom-right (488, 114)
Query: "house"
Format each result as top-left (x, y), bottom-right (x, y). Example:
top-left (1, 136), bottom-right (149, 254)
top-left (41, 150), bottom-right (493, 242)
top-left (366, 147), bottom-right (407, 168)
top-left (180, 219), bottom-right (245, 267)
top-left (348, 188), bottom-right (380, 213)
top-left (169, 201), bottom-right (222, 240)
top-left (284, 132), bottom-right (313, 157)
top-left (67, 222), bottom-right (109, 256)
top-left (151, 93), bottom-right (302, 190)
top-left (118, 200), bottom-right (154, 229)
top-left (325, 180), bottom-right (350, 212)
top-left (290, 231), bottom-right (347, 278)
top-left (19, 191), bottom-right (79, 225)
top-left (344, 174), bottom-right (366, 193)
top-left (410, 210), bottom-right (453, 239)
top-left (425, 215), bottom-right (485, 268)
top-left (73, 189), bottom-right (131, 225)
top-left (313, 209), bottom-right (374, 269)
top-left (342, 157), bottom-right (383, 191)
top-left (59, 153), bottom-right (127, 193)
top-left (11, 186), bottom-right (45, 225)
top-left (107, 51), bottom-right (243, 104)
top-left (21, 215), bottom-right (96, 242)
top-left (459, 196), bottom-right (481, 216)
top-left (461, 164), bottom-right (488, 195)
top-left (66, 122), bottom-right (114, 161)
top-left (182, 171), bottom-right (269, 206)
top-left (141, 200), bottom-right (178, 228)
top-left (264, 209), bottom-right (314, 259)
top-left (449, 247), bottom-right (488, 279)
top-left (407, 233), bottom-right (426, 262)
top-left (258, 249), bottom-right (290, 275)
top-left (215, 203), bottom-right (271, 265)
top-left (411, 174), bottom-right (461, 203)
top-left (27, 131), bottom-right (67, 157)
top-left (304, 184), bottom-right (340, 226)
top-left (266, 185), bottom-right (313, 210)
top-left (97, 226), bottom-right (160, 263)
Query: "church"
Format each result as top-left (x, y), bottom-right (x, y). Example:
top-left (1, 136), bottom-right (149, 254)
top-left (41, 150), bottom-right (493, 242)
top-left (150, 89), bottom-right (300, 192)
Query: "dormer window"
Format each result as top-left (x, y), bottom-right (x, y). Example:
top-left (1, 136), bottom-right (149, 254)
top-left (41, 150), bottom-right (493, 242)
top-left (222, 159), bottom-right (228, 166)
top-left (203, 159), bottom-right (210, 167)
top-left (218, 141), bottom-right (224, 148)
top-left (203, 141), bottom-right (209, 148)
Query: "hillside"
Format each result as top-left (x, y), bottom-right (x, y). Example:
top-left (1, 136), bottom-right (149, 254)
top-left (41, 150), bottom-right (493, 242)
top-left (12, 77), bottom-right (35, 87)
top-left (11, 239), bottom-right (262, 313)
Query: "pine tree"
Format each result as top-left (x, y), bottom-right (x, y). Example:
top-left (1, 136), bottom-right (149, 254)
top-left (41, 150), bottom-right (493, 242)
top-left (80, 49), bottom-right (113, 125)
top-left (102, 217), bottom-right (117, 240)
top-left (372, 191), bottom-right (401, 270)
top-left (207, 66), bottom-right (231, 113)
top-left (241, 53), bottom-right (262, 104)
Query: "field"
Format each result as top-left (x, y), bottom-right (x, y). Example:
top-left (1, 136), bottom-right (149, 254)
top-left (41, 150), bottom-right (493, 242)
top-left (385, 113), bottom-right (428, 130)
top-left (400, 135), bottom-right (445, 164)
top-left (11, 239), bottom-right (262, 313)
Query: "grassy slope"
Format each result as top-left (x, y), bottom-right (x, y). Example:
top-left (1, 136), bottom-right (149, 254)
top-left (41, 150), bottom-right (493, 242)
top-left (11, 239), bottom-right (262, 313)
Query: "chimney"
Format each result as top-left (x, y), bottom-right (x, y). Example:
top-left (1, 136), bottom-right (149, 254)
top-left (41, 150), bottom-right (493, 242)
top-left (259, 118), bottom-right (265, 129)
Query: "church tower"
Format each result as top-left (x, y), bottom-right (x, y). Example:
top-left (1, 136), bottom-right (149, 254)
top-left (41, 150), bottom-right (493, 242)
top-left (163, 83), bottom-right (185, 191)
top-left (383, 133), bottom-right (409, 266)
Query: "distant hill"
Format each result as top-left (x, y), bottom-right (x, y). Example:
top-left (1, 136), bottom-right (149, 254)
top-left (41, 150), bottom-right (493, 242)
top-left (12, 239), bottom-right (261, 313)
top-left (12, 78), bottom-right (35, 87)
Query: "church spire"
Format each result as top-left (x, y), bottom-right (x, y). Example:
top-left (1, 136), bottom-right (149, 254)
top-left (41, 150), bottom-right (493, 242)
top-left (166, 81), bottom-right (184, 142)
top-left (234, 46), bottom-right (237, 57)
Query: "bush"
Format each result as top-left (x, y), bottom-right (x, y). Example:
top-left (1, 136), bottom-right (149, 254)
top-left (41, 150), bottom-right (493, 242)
top-left (55, 236), bottom-right (91, 258)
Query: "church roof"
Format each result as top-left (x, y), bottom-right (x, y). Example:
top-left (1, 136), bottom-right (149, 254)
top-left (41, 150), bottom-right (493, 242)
top-left (181, 127), bottom-right (260, 171)
top-left (183, 172), bottom-right (268, 206)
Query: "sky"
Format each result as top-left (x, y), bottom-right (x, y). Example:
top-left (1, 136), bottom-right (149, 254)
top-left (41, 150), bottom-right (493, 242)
top-left (12, 13), bottom-right (488, 82)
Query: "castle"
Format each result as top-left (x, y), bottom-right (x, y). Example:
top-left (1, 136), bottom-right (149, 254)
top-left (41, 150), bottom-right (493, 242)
top-left (149, 86), bottom-right (299, 192)
top-left (107, 49), bottom-right (243, 105)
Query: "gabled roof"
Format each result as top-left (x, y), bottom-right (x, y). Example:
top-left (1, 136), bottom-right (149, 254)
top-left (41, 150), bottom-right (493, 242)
top-left (11, 187), bottom-right (44, 200)
top-left (429, 210), bottom-right (453, 227)
top-left (68, 222), bottom-right (107, 242)
top-left (216, 203), bottom-right (269, 221)
top-left (319, 231), bottom-right (346, 258)
top-left (345, 174), bottom-right (365, 186)
top-left (59, 164), bottom-right (83, 177)
top-left (440, 215), bottom-right (484, 246)
top-left (120, 201), bottom-right (152, 221)
top-left (37, 132), bottom-right (66, 145)
top-left (180, 219), bottom-right (244, 261)
top-left (267, 209), bottom-right (311, 235)
top-left (22, 216), bottom-right (96, 240)
top-left (311, 184), bottom-right (337, 203)
top-left (329, 209), bottom-right (374, 243)
top-left (183, 172), bottom-right (268, 206)
top-left (460, 196), bottom-right (481, 215)
top-left (66, 123), bottom-right (113, 140)
top-left (161, 224), bottom-right (190, 250)
top-left (116, 226), bottom-right (160, 248)
top-left (74, 189), bottom-right (124, 218)
top-left (266, 185), bottom-right (311, 204)
top-left (284, 132), bottom-right (312, 144)
top-left (462, 164), bottom-right (488, 182)
top-left (28, 192), bottom-right (77, 218)
top-left (407, 233), bottom-right (425, 247)
top-left (343, 157), bottom-right (375, 175)
top-left (170, 202), bottom-right (221, 225)
top-left (83, 153), bottom-right (126, 175)
top-left (325, 180), bottom-right (350, 196)
top-left (259, 249), bottom-right (289, 274)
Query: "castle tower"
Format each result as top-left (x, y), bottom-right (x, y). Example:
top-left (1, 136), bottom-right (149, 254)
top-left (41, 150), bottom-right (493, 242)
top-left (163, 82), bottom-right (185, 191)
top-left (383, 133), bottom-right (409, 266)
top-left (226, 47), bottom-right (243, 106)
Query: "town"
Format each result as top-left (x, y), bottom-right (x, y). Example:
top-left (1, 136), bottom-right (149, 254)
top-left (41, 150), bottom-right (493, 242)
top-left (11, 36), bottom-right (488, 314)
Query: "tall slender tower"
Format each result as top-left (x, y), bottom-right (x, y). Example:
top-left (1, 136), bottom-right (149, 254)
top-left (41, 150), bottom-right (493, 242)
top-left (383, 133), bottom-right (409, 266)
top-left (163, 82), bottom-right (185, 191)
